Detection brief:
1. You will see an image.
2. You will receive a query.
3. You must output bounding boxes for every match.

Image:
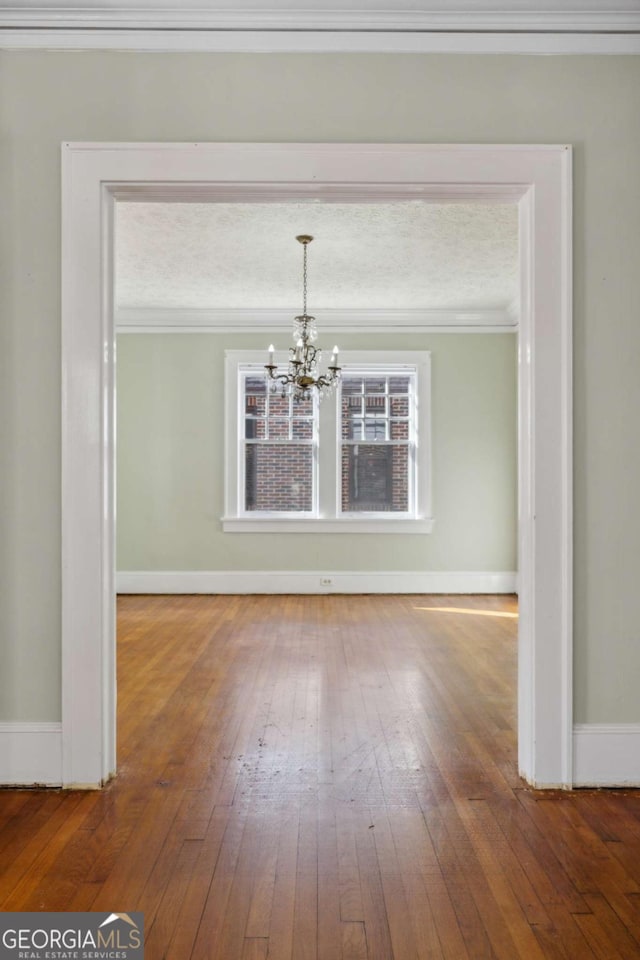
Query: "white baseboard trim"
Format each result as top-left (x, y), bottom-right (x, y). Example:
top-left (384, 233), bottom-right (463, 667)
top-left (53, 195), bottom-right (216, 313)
top-left (573, 724), bottom-right (640, 787)
top-left (0, 722), bottom-right (62, 786)
top-left (116, 570), bottom-right (517, 595)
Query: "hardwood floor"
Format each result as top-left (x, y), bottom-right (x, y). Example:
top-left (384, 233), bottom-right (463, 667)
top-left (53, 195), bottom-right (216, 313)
top-left (2, 594), bottom-right (640, 958)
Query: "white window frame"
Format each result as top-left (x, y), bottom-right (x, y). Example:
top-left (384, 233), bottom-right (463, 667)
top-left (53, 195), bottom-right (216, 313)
top-left (223, 350), bottom-right (433, 533)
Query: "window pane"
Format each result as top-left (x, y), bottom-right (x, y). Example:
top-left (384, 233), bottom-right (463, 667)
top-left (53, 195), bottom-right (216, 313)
top-left (341, 444), bottom-right (409, 512)
top-left (245, 394), bottom-right (266, 416)
top-left (390, 396), bottom-right (409, 417)
top-left (245, 376), bottom-right (266, 395)
top-left (363, 377), bottom-right (385, 394)
top-left (364, 421), bottom-right (387, 441)
top-left (342, 377), bottom-right (363, 395)
top-left (268, 419), bottom-right (290, 439)
top-left (268, 395), bottom-right (290, 417)
top-left (365, 394), bottom-right (386, 413)
top-left (245, 444), bottom-right (314, 512)
top-left (390, 421), bottom-right (409, 440)
top-left (346, 419), bottom-right (363, 441)
top-left (293, 394), bottom-right (314, 415)
top-left (345, 396), bottom-right (363, 415)
top-left (389, 376), bottom-right (410, 394)
top-left (292, 419), bottom-right (314, 440)
top-left (245, 417), bottom-right (266, 439)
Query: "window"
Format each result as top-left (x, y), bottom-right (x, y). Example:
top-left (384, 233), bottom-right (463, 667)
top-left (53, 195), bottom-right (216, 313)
top-left (242, 373), bottom-right (317, 514)
top-left (224, 351), bottom-right (432, 533)
top-left (340, 372), bottom-right (416, 515)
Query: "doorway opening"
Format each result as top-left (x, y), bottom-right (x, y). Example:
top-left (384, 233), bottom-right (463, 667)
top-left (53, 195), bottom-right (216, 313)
top-left (61, 143), bottom-right (572, 789)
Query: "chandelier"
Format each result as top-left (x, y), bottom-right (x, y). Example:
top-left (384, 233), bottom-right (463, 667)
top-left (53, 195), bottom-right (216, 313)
top-left (265, 234), bottom-right (341, 400)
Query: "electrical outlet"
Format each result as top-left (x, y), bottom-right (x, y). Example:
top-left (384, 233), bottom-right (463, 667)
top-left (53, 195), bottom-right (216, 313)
top-left (320, 577), bottom-right (333, 586)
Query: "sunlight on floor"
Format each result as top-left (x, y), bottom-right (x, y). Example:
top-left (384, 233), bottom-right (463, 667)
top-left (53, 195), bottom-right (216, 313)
top-left (413, 606), bottom-right (519, 619)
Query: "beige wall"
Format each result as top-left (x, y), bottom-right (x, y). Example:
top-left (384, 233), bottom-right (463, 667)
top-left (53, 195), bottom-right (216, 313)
top-left (1, 51), bottom-right (639, 723)
top-left (116, 332), bottom-right (517, 572)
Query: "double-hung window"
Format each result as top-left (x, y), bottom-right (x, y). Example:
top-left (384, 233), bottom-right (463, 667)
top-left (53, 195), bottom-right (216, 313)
top-left (224, 351), bottom-right (432, 533)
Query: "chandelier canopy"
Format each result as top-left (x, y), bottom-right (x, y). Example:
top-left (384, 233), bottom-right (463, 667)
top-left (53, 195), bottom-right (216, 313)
top-left (265, 235), bottom-right (341, 400)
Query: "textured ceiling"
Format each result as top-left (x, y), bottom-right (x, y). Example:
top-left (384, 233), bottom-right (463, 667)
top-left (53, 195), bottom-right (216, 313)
top-left (115, 201), bottom-right (518, 312)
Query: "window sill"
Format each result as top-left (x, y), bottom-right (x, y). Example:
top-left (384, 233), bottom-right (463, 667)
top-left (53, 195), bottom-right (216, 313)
top-left (221, 516), bottom-right (435, 534)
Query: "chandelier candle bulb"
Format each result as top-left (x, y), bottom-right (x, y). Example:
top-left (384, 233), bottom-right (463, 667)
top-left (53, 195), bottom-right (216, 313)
top-left (268, 344), bottom-right (275, 364)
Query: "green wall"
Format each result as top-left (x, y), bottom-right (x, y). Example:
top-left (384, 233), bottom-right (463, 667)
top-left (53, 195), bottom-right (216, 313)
top-left (116, 332), bottom-right (517, 572)
top-left (1, 51), bottom-right (639, 723)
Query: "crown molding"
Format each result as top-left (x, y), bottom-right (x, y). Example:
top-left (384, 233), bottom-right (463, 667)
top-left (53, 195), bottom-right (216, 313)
top-left (115, 305), bottom-right (518, 333)
top-left (1, 9), bottom-right (639, 53)
top-left (2, 7), bottom-right (640, 33)
top-left (3, 32), bottom-right (639, 55)
top-left (110, 180), bottom-right (527, 204)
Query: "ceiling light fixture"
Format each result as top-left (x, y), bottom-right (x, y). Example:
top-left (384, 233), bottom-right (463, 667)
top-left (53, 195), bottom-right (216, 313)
top-left (265, 234), bottom-right (341, 400)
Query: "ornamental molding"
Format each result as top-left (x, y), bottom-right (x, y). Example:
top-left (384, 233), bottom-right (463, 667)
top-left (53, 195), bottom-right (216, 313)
top-left (2, 7), bottom-right (640, 32)
top-left (1, 6), bottom-right (640, 52)
top-left (115, 305), bottom-right (518, 333)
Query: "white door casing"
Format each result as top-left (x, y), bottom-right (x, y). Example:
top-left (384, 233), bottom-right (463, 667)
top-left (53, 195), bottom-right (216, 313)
top-left (61, 142), bottom-right (572, 788)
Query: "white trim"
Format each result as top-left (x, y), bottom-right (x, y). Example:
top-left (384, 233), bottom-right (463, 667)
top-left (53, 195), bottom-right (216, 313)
top-left (112, 181), bottom-right (530, 203)
top-left (3, 9), bottom-right (640, 33)
top-left (115, 306), bottom-right (517, 335)
top-left (559, 148), bottom-right (574, 792)
top-left (4, 31), bottom-right (640, 56)
top-left (573, 725), bottom-right (640, 787)
top-left (2, 20), bottom-right (640, 54)
top-left (116, 570), bottom-right (517, 595)
top-left (0, 723), bottom-right (62, 787)
top-left (61, 141), bottom-right (572, 788)
top-left (222, 517), bottom-right (435, 534)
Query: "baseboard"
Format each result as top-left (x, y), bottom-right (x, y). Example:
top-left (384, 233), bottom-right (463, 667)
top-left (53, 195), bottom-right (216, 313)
top-left (573, 724), bottom-right (640, 787)
top-left (116, 570), bottom-right (517, 595)
top-left (0, 723), bottom-right (62, 786)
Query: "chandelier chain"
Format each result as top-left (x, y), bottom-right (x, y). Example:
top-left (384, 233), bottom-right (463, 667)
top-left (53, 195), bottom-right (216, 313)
top-left (302, 241), bottom-right (308, 316)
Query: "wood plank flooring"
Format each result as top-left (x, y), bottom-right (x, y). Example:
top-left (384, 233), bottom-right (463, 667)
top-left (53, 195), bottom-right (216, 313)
top-left (2, 594), bottom-right (640, 958)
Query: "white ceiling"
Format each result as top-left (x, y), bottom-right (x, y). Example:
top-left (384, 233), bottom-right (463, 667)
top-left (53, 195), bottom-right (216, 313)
top-left (115, 201), bottom-right (519, 314)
